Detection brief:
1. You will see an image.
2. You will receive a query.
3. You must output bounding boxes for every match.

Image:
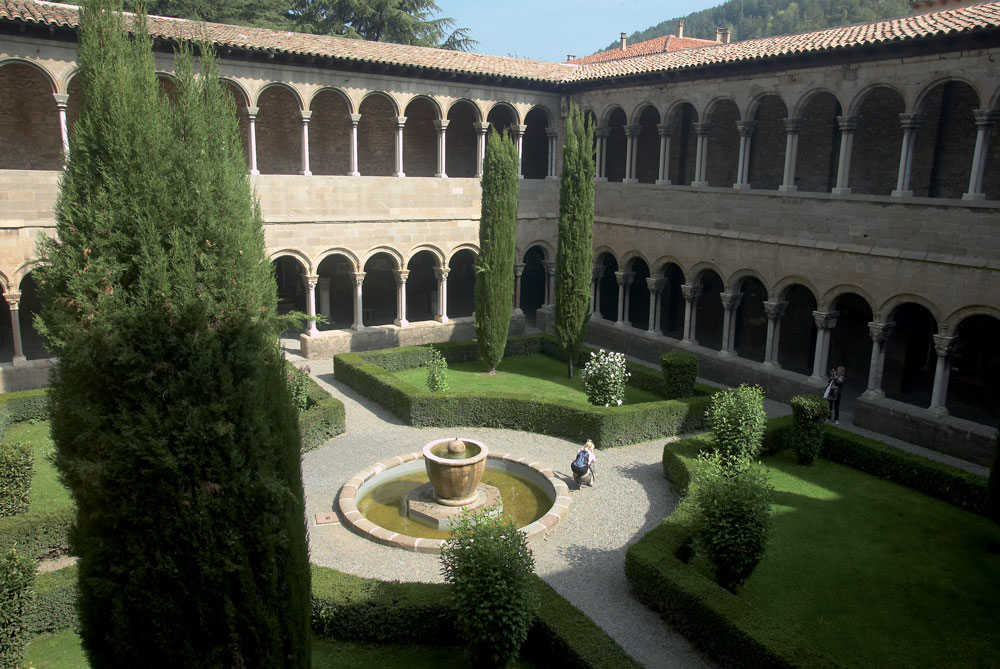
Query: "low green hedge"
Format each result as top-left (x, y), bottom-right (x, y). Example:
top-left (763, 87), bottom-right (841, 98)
top-left (26, 564), bottom-right (78, 637)
top-left (0, 390), bottom-right (48, 427)
top-left (1, 441), bottom-right (32, 517)
top-left (0, 507), bottom-right (73, 560)
top-left (299, 374), bottom-right (345, 453)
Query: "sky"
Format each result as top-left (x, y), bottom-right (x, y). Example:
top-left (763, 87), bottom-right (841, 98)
top-left (435, 0), bottom-right (724, 63)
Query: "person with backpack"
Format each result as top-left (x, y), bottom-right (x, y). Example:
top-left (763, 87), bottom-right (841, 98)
top-left (570, 439), bottom-right (597, 489)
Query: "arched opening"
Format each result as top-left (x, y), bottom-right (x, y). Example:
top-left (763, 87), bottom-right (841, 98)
top-left (522, 107), bottom-right (549, 180)
top-left (486, 104), bottom-right (515, 136)
top-left (851, 87), bottom-right (905, 196)
top-left (626, 257), bottom-right (651, 330)
top-left (156, 74), bottom-right (178, 102)
top-left (358, 93), bottom-right (396, 177)
top-left (520, 246), bottom-right (546, 323)
top-left (222, 82), bottom-right (251, 171)
top-left (597, 253), bottom-right (619, 322)
top-left (777, 284), bottom-right (817, 374)
top-left (635, 106), bottom-right (661, 184)
top-left (362, 253), bottom-right (398, 326)
top-left (747, 95), bottom-right (788, 190)
top-left (658, 264), bottom-right (685, 339)
top-left (983, 108), bottom-right (1000, 200)
top-left (883, 303), bottom-right (937, 406)
top-left (273, 256), bottom-right (307, 315)
top-left (315, 254), bottom-right (356, 329)
top-left (694, 270), bottom-right (724, 350)
top-left (257, 86), bottom-right (301, 175)
top-left (705, 100), bottom-right (740, 187)
top-left (828, 293), bottom-right (874, 394)
top-left (796, 91), bottom-right (842, 192)
top-left (911, 80), bottom-right (979, 199)
top-left (0, 63), bottom-right (61, 169)
top-left (447, 250), bottom-right (476, 318)
top-left (310, 89), bottom-right (351, 176)
top-left (668, 103), bottom-right (698, 185)
top-left (16, 273), bottom-right (48, 360)
top-left (604, 108), bottom-right (627, 183)
top-left (446, 101), bottom-right (478, 178)
top-left (403, 97), bottom-right (438, 178)
top-left (733, 276), bottom-right (767, 362)
top-left (406, 251), bottom-right (440, 323)
top-left (948, 314), bottom-right (1000, 423)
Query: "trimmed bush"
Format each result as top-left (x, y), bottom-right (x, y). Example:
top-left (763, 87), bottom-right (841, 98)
top-left (299, 398), bottom-right (346, 454)
top-left (0, 507), bottom-right (73, 560)
top-left (0, 442), bottom-right (32, 517)
top-left (790, 395), bottom-right (828, 465)
top-left (441, 509), bottom-right (539, 668)
top-left (706, 384), bottom-right (766, 463)
top-left (580, 349), bottom-right (630, 407)
top-left (287, 363), bottom-right (311, 412)
top-left (0, 390), bottom-right (49, 425)
top-left (426, 346), bottom-right (449, 392)
top-left (661, 351), bottom-right (698, 399)
top-left (0, 546), bottom-right (35, 668)
top-left (27, 564), bottom-right (78, 638)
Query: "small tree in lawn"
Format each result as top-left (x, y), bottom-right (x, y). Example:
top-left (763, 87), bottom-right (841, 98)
top-left (474, 129), bottom-right (518, 373)
top-left (554, 104), bottom-right (595, 378)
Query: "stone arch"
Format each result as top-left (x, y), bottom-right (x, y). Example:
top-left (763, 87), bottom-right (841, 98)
top-left (406, 249), bottom-right (444, 322)
top-left (604, 106), bottom-right (627, 183)
top-left (595, 251), bottom-right (620, 322)
top-left (879, 293), bottom-right (941, 325)
top-left (403, 95), bottom-right (440, 178)
top-left (155, 72), bottom-right (181, 102)
top-left (0, 271), bottom-right (10, 294)
top-left (850, 85), bottom-right (906, 196)
top-left (666, 101), bottom-right (698, 185)
top-left (523, 239), bottom-right (555, 262)
top-left (694, 267), bottom-right (725, 351)
top-left (620, 250), bottom-right (651, 269)
top-left (523, 106), bottom-right (552, 180)
top-left (727, 268), bottom-right (771, 298)
top-left (447, 248), bottom-right (477, 318)
top-left (774, 275), bottom-right (822, 304)
top-left (789, 87), bottom-right (845, 119)
top-left (361, 246), bottom-right (403, 270)
top-left (688, 261), bottom-right (724, 283)
top-left (11, 270), bottom-right (48, 360)
top-left (910, 78), bottom-right (980, 199)
top-left (219, 78), bottom-right (250, 107)
top-left (795, 89), bottom-right (842, 193)
top-left (625, 255), bottom-right (651, 330)
top-left (943, 304), bottom-right (1000, 335)
top-left (486, 102), bottom-right (518, 135)
top-left (269, 249), bottom-right (312, 274)
top-left (520, 244), bottom-right (547, 323)
top-left (635, 105), bottom-right (661, 184)
top-left (651, 255), bottom-right (687, 278)
top-left (272, 254), bottom-right (309, 314)
top-left (12, 260), bottom-right (46, 292)
top-left (316, 247), bottom-right (359, 274)
top-left (220, 80), bottom-right (251, 170)
top-left (446, 99), bottom-right (479, 178)
top-left (747, 93), bottom-right (788, 190)
top-left (821, 284), bottom-right (876, 315)
top-left (0, 59), bottom-right (62, 169)
top-left (704, 98), bottom-right (740, 187)
top-left (776, 282), bottom-right (818, 374)
top-left (445, 98), bottom-right (483, 122)
top-left (882, 301), bottom-right (939, 406)
top-left (913, 75), bottom-right (984, 114)
top-left (405, 245), bottom-right (446, 268)
top-left (257, 84), bottom-right (302, 175)
top-left (828, 291), bottom-right (875, 389)
top-left (65, 70), bottom-right (83, 143)
top-left (599, 103), bottom-right (624, 127)
top-left (358, 90), bottom-right (400, 117)
top-left (733, 274), bottom-right (768, 362)
top-left (947, 311), bottom-right (1000, 422)
top-left (310, 87), bottom-right (352, 175)
top-left (358, 91), bottom-right (398, 176)
top-left (362, 252), bottom-right (399, 326)
top-left (656, 261), bottom-right (686, 339)
top-left (846, 82), bottom-right (907, 117)
top-left (315, 251), bottom-right (357, 329)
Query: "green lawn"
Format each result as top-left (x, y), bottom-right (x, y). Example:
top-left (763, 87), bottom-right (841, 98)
top-left (395, 353), bottom-right (663, 407)
top-left (5, 421), bottom-right (72, 512)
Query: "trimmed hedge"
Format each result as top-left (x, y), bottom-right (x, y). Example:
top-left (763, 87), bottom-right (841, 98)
top-left (0, 507), bottom-right (73, 560)
top-left (299, 373), bottom-right (345, 453)
top-left (0, 546), bottom-right (35, 668)
top-left (660, 350), bottom-right (698, 399)
top-left (1, 441), bottom-right (32, 517)
top-left (0, 389), bottom-right (48, 427)
top-left (26, 564), bottom-right (78, 637)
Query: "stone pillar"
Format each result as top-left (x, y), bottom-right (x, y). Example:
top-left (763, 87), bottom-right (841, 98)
top-left (624, 125), bottom-right (640, 183)
top-left (832, 115), bottom-right (860, 194)
top-left (317, 277), bottom-right (331, 320)
top-left (646, 278), bottom-right (664, 334)
top-left (513, 263), bottom-right (525, 314)
top-left (394, 116), bottom-right (407, 177)
top-left (5, 293), bottom-right (25, 365)
top-left (928, 335), bottom-right (959, 415)
top-left (394, 269), bottom-right (410, 327)
top-left (514, 124), bottom-right (527, 178)
top-left (779, 117), bottom-right (804, 193)
top-left (963, 109), bottom-right (1000, 201)
top-left (621, 272), bottom-right (634, 327)
top-left (434, 267), bottom-right (450, 323)
top-left (591, 266), bottom-right (604, 315)
top-left (542, 260), bottom-right (557, 309)
top-left (810, 311), bottom-right (839, 384)
top-left (53, 93), bottom-right (70, 164)
top-left (546, 127), bottom-right (559, 179)
top-left (718, 292), bottom-right (743, 357)
top-left (892, 113), bottom-right (924, 198)
top-left (299, 110), bottom-right (312, 176)
top-left (434, 119), bottom-right (449, 178)
top-left (680, 284), bottom-right (701, 346)
top-left (247, 106), bottom-right (260, 175)
top-left (692, 122), bottom-right (712, 187)
top-left (594, 127), bottom-right (609, 181)
top-left (614, 271), bottom-right (628, 326)
top-left (734, 120), bottom-right (756, 189)
top-left (305, 274), bottom-right (319, 335)
top-left (348, 113), bottom-right (361, 176)
top-left (762, 300), bottom-right (788, 368)
top-left (352, 272), bottom-right (365, 330)
top-left (474, 122), bottom-right (489, 178)
top-left (861, 321), bottom-right (895, 399)
top-left (655, 123), bottom-right (673, 185)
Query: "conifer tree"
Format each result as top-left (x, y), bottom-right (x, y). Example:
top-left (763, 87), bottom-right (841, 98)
top-left (35, 2), bottom-right (310, 666)
top-left (474, 130), bottom-right (518, 373)
top-left (554, 105), bottom-right (595, 378)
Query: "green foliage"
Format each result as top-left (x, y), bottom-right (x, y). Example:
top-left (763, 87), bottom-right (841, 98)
top-left (554, 104), bottom-right (595, 378)
top-left (790, 395), bottom-right (828, 465)
top-left (426, 346), bottom-right (450, 392)
top-left (287, 363), bottom-right (312, 412)
top-left (580, 349), bottom-right (630, 407)
top-left (299, 397), bottom-right (346, 453)
top-left (34, 2), bottom-right (310, 665)
top-left (441, 509), bottom-right (539, 668)
top-left (706, 384), bottom-right (766, 463)
top-left (26, 565), bottom-right (79, 638)
top-left (660, 350), bottom-right (698, 399)
top-left (144, 0), bottom-right (294, 28)
top-left (989, 427), bottom-right (1000, 524)
top-left (0, 390), bottom-right (49, 425)
top-left (0, 442), bottom-right (32, 517)
top-left (474, 130), bottom-right (519, 373)
top-left (0, 507), bottom-right (73, 560)
top-left (0, 546), bottom-right (35, 668)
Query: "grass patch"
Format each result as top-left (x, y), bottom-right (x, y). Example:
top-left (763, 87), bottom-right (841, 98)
top-left (4, 421), bottom-right (72, 513)
top-left (395, 354), bottom-right (662, 407)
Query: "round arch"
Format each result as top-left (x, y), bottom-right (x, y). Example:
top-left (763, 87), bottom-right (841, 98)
top-left (881, 294), bottom-right (942, 325)
top-left (486, 102), bottom-right (520, 132)
top-left (446, 98), bottom-right (484, 122)
top-left (361, 246), bottom-right (403, 270)
top-left (446, 99), bottom-right (481, 177)
top-left (269, 249), bottom-right (311, 274)
top-left (446, 243), bottom-right (480, 264)
top-left (358, 90), bottom-right (400, 117)
top-left (620, 250), bottom-right (651, 270)
top-left (650, 255), bottom-right (688, 278)
top-left (13, 260), bottom-right (47, 292)
top-left (846, 82), bottom-right (908, 117)
top-left (629, 101), bottom-right (660, 125)
top-left (913, 75), bottom-right (984, 114)
top-left (308, 86), bottom-right (353, 113)
top-left (523, 106), bottom-right (552, 179)
top-left (401, 94), bottom-right (442, 119)
top-left (774, 275), bottom-right (821, 303)
top-left (599, 103), bottom-right (625, 128)
top-left (942, 304), bottom-right (1000, 335)
top-left (703, 95), bottom-right (740, 122)
top-left (219, 77), bottom-right (251, 107)
top-left (0, 57), bottom-right (57, 92)
top-left (254, 82), bottom-right (303, 110)
top-left (790, 87), bottom-right (847, 119)
top-left (405, 245), bottom-right (446, 268)
top-left (0, 59), bottom-right (63, 169)
top-left (522, 240), bottom-right (555, 262)
top-left (726, 268), bottom-right (771, 298)
top-left (688, 261), bottom-right (725, 284)
top-left (316, 248), bottom-right (359, 274)
top-left (745, 90), bottom-right (788, 120)
top-left (821, 284), bottom-right (876, 315)
top-left (591, 245), bottom-right (617, 265)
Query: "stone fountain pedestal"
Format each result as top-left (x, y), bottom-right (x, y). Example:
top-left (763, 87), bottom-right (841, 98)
top-left (405, 482), bottom-right (502, 530)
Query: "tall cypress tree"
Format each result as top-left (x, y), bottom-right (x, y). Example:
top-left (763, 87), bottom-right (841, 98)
top-left (35, 1), bottom-right (310, 666)
top-left (554, 104), bottom-right (596, 378)
top-left (474, 129), bottom-right (518, 373)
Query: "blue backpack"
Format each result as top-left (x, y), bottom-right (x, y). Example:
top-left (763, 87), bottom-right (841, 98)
top-left (572, 450), bottom-right (589, 469)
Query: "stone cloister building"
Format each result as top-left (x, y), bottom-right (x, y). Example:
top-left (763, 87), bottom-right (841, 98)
top-left (0, 0), bottom-right (998, 460)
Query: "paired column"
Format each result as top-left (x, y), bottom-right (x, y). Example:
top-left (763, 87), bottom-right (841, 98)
top-left (861, 321), bottom-right (895, 399)
top-left (394, 116), bottom-right (407, 177)
top-left (762, 300), bottom-right (788, 368)
top-left (718, 292), bottom-right (744, 357)
top-left (680, 284), bottom-right (702, 346)
top-left (963, 109), bottom-right (1000, 201)
top-left (317, 278), bottom-right (331, 320)
top-left (348, 113), bottom-right (361, 176)
top-left (513, 263), bottom-right (525, 314)
top-left (928, 335), bottom-right (959, 415)
top-left (474, 122), bottom-right (489, 177)
top-left (624, 125), bottom-right (640, 183)
top-left (614, 271), bottom-right (632, 327)
top-left (351, 272), bottom-right (365, 330)
top-left (779, 117), bottom-right (804, 193)
top-left (594, 127), bottom-right (609, 181)
top-left (299, 111), bottom-right (312, 176)
top-left (646, 278), bottom-right (665, 335)
top-left (513, 124), bottom-right (527, 178)
top-left (542, 260), bottom-right (556, 309)
top-left (53, 93), bottom-right (70, 164)
top-left (809, 311), bottom-right (839, 384)
top-left (305, 274), bottom-right (319, 335)
top-left (692, 122), bottom-right (712, 187)
top-left (247, 106), bottom-right (260, 175)
top-left (734, 120), bottom-right (756, 190)
top-left (5, 293), bottom-right (25, 365)
top-left (434, 267), bottom-right (450, 323)
top-left (545, 128), bottom-right (560, 178)
top-left (434, 119), bottom-right (449, 178)
top-left (891, 113), bottom-right (924, 198)
top-left (655, 124), bottom-right (673, 185)
top-left (394, 269), bottom-right (410, 327)
top-left (832, 115), bottom-right (859, 194)
top-left (591, 266), bottom-right (605, 315)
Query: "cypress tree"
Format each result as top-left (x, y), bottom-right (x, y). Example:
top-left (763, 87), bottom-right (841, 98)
top-left (474, 129), bottom-right (518, 373)
top-left (554, 104), bottom-right (596, 378)
top-left (35, 1), bottom-right (310, 666)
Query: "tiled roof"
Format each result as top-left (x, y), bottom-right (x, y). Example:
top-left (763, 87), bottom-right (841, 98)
top-left (569, 35), bottom-right (718, 65)
top-left (3, 0), bottom-right (1000, 86)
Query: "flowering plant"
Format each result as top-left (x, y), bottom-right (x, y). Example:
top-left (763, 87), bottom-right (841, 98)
top-left (286, 364), bottom-right (311, 411)
top-left (580, 349), bottom-right (630, 407)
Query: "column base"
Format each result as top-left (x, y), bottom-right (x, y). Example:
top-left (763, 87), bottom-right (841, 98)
top-left (308, 325), bottom-right (320, 336)
top-left (732, 182), bottom-right (751, 191)
top-left (595, 177), bottom-right (608, 182)
top-left (623, 178), bottom-right (639, 185)
top-left (250, 169), bottom-right (260, 175)
top-left (512, 308), bottom-right (523, 316)
top-left (11, 356), bottom-right (27, 368)
top-left (435, 173), bottom-right (447, 179)
top-left (394, 172), bottom-right (406, 178)
top-left (394, 318), bottom-right (409, 327)
top-left (435, 316), bottom-right (450, 324)
top-left (717, 350), bottom-right (736, 358)
top-left (962, 191), bottom-right (986, 201)
top-left (679, 339), bottom-right (696, 347)
top-left (300, 170), bottom-right (312, 176)
top-left (645, 329), bottom-right (662, 337)
top-left (807, 375), bottom-right (828, 387)
top-left (860, 389), bottom-right (885, 401)
top-left (349, 171), bottom-right (361, 177)
top-left (691, 181), bottom-right (709, 188)
top-left (655, 179), bottom-right (671, 186)
top-left (831, 187), bottom-right (852, 195)
top-left (890, 189), bottom-right (913, 198)
top-left (351, 323), bottom-right (364, 331)
top-left (926, 405), bottom-right (949, 417)
top-left (615, 320), bottom-right (626, 328)
top-left (778, 184), bottom-right (798, 193)
top-left (761, 360), bottom-right (781, 370)
top-left (545, 175), bottom-right (559, 181)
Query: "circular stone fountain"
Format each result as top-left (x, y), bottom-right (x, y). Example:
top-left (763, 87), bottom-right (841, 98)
top-left (406, 437), bottom-right (500, 530)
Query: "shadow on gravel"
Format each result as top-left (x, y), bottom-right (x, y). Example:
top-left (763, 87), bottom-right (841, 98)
top-left (316, 373), bottom-right (407, 426)
top-left (614, 459), bottom-right (681, 530)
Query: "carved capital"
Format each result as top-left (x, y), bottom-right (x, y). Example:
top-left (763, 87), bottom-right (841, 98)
top-left (719, 291), bottom-right (743, 311)
top-left (812, 310), bottom-right (839, 330)
top-left (474, 121), bottom-right (490, 134)
top-left (542, 260), bottom-right (557, 276)
top-left (656, 123), bottom-right (674, 137)
top-left (514, 263), bottom-right (526, 277)
top-left (300, 110), bottom-right (312, 123)
top-left (52, 92), bottom-right (69, 109)
top-left (973, 109), bottom-right (1000, 130)
top-left (513, 123), bottom-right (527, 137)
top-left (735, 120), bottom-right (757, 137)
top-left (592, 265), bottom-right (605, 280)
top-left (594, 127), bottom-right (610, 139)
top-left (680, 284), bottom-right (702, 302)
top-left (349, 113), bottom-right (362, 126)
top-left (433, 267), bottom-right (450, 281)
top-left (783, 117), bottom-right (804, 134)
top-left (867, 321), bottom-right (895, 344)
top-left (763, 300), bottom-right (788, 320)
top-left (545, 127), bottom-right (559, 138)
top-left (5, 292), bottom-right (21, 310)
top-left (395, 116), bottom-right (408, 129)
top-left (433, 119), bottom-right (450, 131)
top-left (394, 269), bottom-right (410, 284)
top-left (898, 112), bottom-right (925, 133)
top-left (693, 122), bottom-right (713, 136)
top-left (352, 271), bottom-right (366, 287)
top-left (932, 334), bottom-right (959, 358)
top-left (306, 273), bottom-right (319, 289)
top-left (625, 124), bottom-right (641, 137)
top-left (836, 115), bottom-right (860, 132)
top-left (246, 106), bottom-right (260, 119)
top-left (317, 277), bottom-right (330, 289)
top-left (646, 277), bottom-right (665, 293)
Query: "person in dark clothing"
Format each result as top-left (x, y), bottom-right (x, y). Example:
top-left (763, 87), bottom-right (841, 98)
top-left (825, 366), bottom-right (845, 424)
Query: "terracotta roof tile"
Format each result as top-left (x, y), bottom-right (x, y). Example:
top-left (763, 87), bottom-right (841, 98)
top-left (569, 34), bottom-right (718, 65)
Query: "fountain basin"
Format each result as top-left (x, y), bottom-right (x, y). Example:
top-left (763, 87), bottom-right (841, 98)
top-left (422, 437), bottom-right (488, 506)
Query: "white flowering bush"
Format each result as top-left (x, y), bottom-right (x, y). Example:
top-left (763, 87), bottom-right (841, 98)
top-left (580, 349), bottom-right (630, 407)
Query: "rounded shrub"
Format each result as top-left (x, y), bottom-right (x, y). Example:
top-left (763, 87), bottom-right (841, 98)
top-left (706, 384), bottom-right (766, 463)
top-left (0, 442), bottom-right (32, 517)
top-left (790, 395), bottom-right (829, 465)
top-left (580, 349), bottom-right (630, 407)
top-left (0, 546), bottom-right (35, 668)
top-left (660, 350), bottom-right (699, 399)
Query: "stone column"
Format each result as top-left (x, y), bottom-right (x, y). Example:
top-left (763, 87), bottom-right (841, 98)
top-left (779, 117), bottom-right (804, 193)
top-left (832, 115), bottom-right (860, 194)
top-left (305, 274), bottom-right (319, 335)
top-left (734, 120), bottom-right (756, 189)
top-left (474, 122), bottom-right (489, 177)
top-left (513, 124), bottom-right (527, 178)
top-left (810, 311), bottom-right (839, 384)
top-left (317, 277), bottom-right (331, 320)
top-left (928, 335), bottom-right (959, 415)
top-left (247, 106), bottom-right (260, 175)
top-left (614, 271), bottom-right (628, 326)
top-left (718, 292), bottom-right (744, 357)
top-left (861, 322), bottom-right (895, 399)
top-left (624, 125), bottom-right (640, 183)
top-left (348, 113), bottom-right (361, 176)
top-left (5, 293), bottom-right (25, 365)
top-left (621, 272), bottom-right (634, 327)
top-left (692, 122), bottom-right (712, 187)
top-left (546, 127), bottom-right (559, 179)
top-left (594, 127), bottom-right (609, 181)
top-left (434, 119), bottom-right (449, 178)
top-left (394, 269), bottom-right (410, 327)
top-left (299, 110), bottom-right (312, 176)
top-left (394, 116), bottom-right (407, 177)
top-left (434, 267), bottom-right (450, 323)
top-left (542, 260), bottom-right (557, 309)
top-left (351, 272), bottom-right (365, 330)
top-left (53, 93), bottom-right (70, 164)
top-left (762, 300), bottom-right (788, 368)
top-left (963, 109), bottom-right (1000, 201)
top-left (646, 278), bottom-right (664, 334)
top-left (892, 113), bottom-right (924, 198)
top-left (655, 123), bottom-right (673, 185)
top-left (680, 284), bottom-right (702, 346)
top-left (513, 263), bottom-right (525, 314)
top-left (591, 266), bottom-right (604, 315)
